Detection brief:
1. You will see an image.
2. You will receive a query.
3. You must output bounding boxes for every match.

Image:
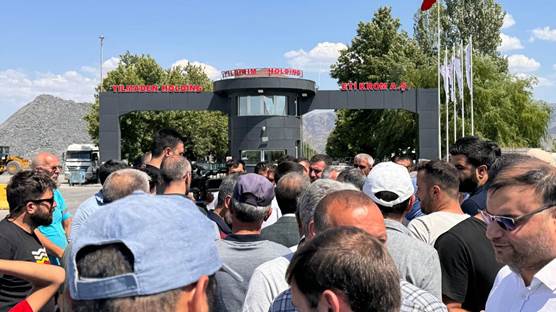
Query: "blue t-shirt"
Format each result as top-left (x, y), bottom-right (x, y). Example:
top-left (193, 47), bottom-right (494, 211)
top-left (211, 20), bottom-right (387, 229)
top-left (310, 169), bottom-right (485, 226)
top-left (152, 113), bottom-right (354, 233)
top-left (38, 188), bottom-right (70, 250)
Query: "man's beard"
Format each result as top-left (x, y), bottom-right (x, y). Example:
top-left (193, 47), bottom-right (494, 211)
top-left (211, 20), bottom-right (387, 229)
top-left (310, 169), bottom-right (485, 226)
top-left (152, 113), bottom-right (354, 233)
top-left (31, 210), bottom-right (53, 227)
top-left (459, 175), bottom-right (479, 193)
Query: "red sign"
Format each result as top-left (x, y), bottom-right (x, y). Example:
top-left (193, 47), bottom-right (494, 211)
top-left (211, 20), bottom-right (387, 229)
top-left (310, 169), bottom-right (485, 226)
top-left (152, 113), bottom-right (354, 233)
top-left (221, 68), bottom-right (304, 79)
top-left (111, 84), bottom-right (203, 93)
top-left (340, 81), bottom-right (408, 92)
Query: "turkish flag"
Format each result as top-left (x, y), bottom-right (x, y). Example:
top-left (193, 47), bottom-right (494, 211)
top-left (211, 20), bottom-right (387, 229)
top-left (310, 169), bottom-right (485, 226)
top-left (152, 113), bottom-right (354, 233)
top-left (421, 0), bottom-right (437, 11)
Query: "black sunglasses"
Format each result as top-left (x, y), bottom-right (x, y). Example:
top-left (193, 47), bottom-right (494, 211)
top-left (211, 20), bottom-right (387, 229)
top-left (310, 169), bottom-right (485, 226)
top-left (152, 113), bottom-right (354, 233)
top-left (29, 197), bottom-right (55, 207)
top-left (480, 204), bottom-right (556, 231)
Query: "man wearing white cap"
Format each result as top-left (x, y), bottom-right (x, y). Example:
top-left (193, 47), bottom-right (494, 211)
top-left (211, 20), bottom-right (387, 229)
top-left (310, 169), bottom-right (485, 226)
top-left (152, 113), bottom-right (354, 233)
top-left (363, 162), bottom-right (442, 299)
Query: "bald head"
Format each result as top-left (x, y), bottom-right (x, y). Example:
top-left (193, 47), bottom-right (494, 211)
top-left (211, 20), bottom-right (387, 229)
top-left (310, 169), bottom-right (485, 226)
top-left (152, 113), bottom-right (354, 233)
top-left (32, 152), bottom-right (61, 181)
top-left (313, 190), bottom-right (387, 243)
top-left (103, 169), bottom-right (150, 203)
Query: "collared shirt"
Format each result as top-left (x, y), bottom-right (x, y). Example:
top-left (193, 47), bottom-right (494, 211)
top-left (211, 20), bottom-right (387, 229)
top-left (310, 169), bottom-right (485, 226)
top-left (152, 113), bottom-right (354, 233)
top-left (268, 280), bottom-right (447, 312)
top-left (486, 259), bottom-right (556, 311)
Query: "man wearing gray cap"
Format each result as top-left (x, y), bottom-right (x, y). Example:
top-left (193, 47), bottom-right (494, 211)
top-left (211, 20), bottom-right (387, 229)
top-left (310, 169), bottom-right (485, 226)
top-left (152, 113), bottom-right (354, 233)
top-left (66, 193), bottom-right (221, 312)
top-left (215, 173), bottom-right (290, 312)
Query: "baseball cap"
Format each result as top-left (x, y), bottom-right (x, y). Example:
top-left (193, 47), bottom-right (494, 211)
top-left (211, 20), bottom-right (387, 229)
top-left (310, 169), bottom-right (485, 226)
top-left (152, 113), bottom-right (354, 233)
top-left (67, 192), bottom-right (222, 300)
top-left (363, 162), bottom-right (414, 207)
top-left (233, 173), bottom-right (275, 206)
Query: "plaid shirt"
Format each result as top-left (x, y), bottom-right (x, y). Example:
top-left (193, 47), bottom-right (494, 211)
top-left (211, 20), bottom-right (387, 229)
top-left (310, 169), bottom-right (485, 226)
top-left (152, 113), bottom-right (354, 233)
top-left (268, 281), bottom-right (447, 312)
top-left (268, 289), bottom-right (296, 312)
top-left (400, 280), bottom-right (448, 312)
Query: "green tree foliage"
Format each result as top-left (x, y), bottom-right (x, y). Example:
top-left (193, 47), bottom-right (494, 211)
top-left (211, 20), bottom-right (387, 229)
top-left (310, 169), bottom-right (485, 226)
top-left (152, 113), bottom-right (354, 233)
top-left (84, 52), bottom-right (228, 162)
top-left (471, 55), bottom-right (550, 147)
top-left (327, 3), bottom-right (550, 159)
top-left (414, 0), bottom-right (504, 56)
top-left (327, 7), bottom-right (429, 160)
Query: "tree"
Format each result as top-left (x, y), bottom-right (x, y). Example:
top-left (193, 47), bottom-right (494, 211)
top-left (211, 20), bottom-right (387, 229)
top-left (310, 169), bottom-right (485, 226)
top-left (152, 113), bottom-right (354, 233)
top-left (84, 52), bottom-right (228, 162)
top-left (327, 7), bottom-right (431, 160)
top-left (414, 0), bottom-right (505, 57)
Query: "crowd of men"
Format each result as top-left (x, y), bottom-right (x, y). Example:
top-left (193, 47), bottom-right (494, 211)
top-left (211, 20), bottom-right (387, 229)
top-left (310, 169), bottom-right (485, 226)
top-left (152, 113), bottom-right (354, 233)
top-left (0, 128), bottom-right (555, 312)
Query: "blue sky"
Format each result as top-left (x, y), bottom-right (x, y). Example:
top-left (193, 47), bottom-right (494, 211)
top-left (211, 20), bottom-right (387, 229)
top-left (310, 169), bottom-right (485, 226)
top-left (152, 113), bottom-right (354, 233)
top-left (1, 0), bottom-right (555, 123)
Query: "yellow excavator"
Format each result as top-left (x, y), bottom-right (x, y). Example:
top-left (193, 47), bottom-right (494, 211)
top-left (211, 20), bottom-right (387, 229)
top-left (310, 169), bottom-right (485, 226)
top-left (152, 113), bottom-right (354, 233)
top-left (0, 146), bottom-right (30, 175)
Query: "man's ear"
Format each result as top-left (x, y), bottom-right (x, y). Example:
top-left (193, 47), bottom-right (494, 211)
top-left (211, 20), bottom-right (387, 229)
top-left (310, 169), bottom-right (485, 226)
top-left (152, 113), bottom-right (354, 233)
top-left (163, 147), bottom-right (172, 157)
top-left (307, 219), bottom-right (317, 240)
top-left (176, 276), bottom-right (210, 312)
top-left (189, 275), bottom-right (209, 312)
top-left (477, 164), bottom-right (488, 181)
top-left (432, 185), bottom-right (442, 199)
top-left (405, 195), bottom-right (416, 213)
top-left (263, 207), bottom-right (272, 221)
top-left (319, 290), bottom-right (341, 312)
top-left (25, 202), bottom-right (37, 215)
top-left (224, 195), bottom-right (232, 209)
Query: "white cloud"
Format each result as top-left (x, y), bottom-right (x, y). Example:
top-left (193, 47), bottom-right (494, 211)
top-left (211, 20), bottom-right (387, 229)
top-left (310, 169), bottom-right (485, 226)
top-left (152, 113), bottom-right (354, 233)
top-left (507, 54), bottom-right (540, 73)
top-left (514, 73), bottom-right (554, 87)
top-left (502, 13), bottom-right (515, 29)
top-left (284, 42), bottom-right (347, 72)
top-left (0, 57), bottom-right (122, 123)
top-left (498, 33), bottom-right (524, 52)
top-left (171, 59), bottom-right (220, 81)
top-left (531, 26), bottom-right (556, 42)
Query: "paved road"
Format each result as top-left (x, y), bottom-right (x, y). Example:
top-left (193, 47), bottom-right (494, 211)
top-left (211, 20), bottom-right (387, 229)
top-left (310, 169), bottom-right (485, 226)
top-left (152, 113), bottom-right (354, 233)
top-left (0, 173), bottom-right (99, 219)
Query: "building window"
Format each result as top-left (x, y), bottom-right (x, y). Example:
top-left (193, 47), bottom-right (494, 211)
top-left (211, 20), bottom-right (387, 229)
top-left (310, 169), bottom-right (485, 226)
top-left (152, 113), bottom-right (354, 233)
top-left (241, 150), bottom-right (261, 165)
top-left (241, 149), bottom-right (287, 164)
top-left (238, 95), bottom-right (287, 116)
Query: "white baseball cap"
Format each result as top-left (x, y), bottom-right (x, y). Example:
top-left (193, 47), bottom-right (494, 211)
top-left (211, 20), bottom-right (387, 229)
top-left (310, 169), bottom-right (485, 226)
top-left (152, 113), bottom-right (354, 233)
top-left (363, 162), bottom-right (414, 207)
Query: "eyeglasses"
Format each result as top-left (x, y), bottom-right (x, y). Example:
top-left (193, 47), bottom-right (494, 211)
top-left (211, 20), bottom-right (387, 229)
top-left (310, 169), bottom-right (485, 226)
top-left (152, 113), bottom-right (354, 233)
top-left (480, 204), bottom-right (556, 231)
top-left (29, 197), bottom-right (55, 208)
top-left (354, 164), bottom-right (367, 169)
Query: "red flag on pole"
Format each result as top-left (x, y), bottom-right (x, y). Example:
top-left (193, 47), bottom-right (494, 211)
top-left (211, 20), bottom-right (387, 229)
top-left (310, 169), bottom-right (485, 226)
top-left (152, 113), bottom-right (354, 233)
top-left (421, 0), bottom-right (437, 11)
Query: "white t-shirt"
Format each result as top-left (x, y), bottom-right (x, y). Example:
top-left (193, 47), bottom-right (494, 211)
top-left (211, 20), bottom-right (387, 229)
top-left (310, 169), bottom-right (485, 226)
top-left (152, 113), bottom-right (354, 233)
top-left (261, 197), bottom-right (282, 229)
top-left (486, 259), bottom-right (556, 312)
top-left (407, 211), bottom-right (469, 245)
top-left (242, 253), bottom-right (293, 312)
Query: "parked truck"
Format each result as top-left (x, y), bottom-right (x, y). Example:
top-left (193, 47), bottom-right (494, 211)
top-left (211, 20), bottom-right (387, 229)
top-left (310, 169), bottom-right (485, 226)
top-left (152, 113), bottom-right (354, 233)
top-left (63, 144), bottom-right (100, 185)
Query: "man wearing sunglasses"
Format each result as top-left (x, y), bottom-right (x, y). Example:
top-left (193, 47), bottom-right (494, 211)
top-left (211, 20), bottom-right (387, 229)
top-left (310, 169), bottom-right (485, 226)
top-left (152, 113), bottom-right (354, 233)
top-left (31, 152), bottom-right (72, 265)
top-left (484, 157), bottom-right (556, 311)
top-left (0, 170), bottom-right (58, 311)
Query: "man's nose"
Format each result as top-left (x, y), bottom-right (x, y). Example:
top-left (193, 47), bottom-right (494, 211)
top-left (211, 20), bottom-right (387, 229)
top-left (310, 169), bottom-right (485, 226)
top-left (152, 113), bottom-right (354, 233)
top-left (485, 221), bottom-right (504, 241)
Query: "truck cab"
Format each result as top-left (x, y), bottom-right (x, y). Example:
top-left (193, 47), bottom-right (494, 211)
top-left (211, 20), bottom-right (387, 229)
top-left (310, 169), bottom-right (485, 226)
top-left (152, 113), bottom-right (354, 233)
top-left (63, 144), bottom-right (100, 184)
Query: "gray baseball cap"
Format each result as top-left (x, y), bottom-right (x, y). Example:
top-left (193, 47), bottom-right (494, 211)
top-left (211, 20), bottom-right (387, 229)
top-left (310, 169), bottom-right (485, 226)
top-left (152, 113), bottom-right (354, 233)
top-left (233, 173), bottom-right (275, 206)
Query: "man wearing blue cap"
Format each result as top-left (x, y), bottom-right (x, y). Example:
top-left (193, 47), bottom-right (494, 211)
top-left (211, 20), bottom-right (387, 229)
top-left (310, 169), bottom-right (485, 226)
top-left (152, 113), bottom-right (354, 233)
top-left (215, 173), bottom-right (290, 312)
top-left (66, 193), bottom-right (221, 312)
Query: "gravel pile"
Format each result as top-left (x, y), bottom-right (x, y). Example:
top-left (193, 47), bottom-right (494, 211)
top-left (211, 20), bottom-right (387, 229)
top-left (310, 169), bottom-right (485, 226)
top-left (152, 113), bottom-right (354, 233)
top-left (0, 95), bottom-right (93, 159)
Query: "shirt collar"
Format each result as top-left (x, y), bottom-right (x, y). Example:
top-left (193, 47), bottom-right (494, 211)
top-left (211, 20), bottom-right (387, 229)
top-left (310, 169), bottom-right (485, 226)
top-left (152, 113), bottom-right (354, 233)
top-left (225, 234), bottom-right (262, 242)
top-left (384, 219), bottom-right (411, 235)
top-left (533, 258), bottom-right (556, 291)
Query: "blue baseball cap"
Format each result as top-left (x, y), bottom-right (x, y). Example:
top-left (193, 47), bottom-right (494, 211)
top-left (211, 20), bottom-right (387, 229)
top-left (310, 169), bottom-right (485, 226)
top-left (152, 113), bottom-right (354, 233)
top-left (233, 173), bottom-right (275, 207)
top-left (67, 192), bottom-right (222, 300)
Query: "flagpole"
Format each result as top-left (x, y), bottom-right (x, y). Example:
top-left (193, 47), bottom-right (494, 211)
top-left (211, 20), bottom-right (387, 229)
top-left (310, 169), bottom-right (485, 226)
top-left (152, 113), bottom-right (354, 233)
top-left (452, 47), bottom-right (457, 142)
top-left (461, 40), bottom-right (465, 137)
top-left (470, 36), bottom-right (474, 135)
top-left (445, 47), bottom-right (449, 160)
top-left (437, 2), bottom-right (441, 159)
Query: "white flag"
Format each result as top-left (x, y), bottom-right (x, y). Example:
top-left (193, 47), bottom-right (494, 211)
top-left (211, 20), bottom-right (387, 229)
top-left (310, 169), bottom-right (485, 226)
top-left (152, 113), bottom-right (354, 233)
top-left (449, 54), bottom-right (456, 102)
top-left (465, 42), bottom-right (473, 91)
top-left (454, 56), bottom-right (464, 101)
top-left (440, 51), bottom-right (449, 101)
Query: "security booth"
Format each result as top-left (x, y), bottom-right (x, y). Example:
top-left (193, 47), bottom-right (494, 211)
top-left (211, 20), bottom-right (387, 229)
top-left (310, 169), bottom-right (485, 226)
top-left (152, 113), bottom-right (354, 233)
top-left (98, 68), bottom-right (439, 164)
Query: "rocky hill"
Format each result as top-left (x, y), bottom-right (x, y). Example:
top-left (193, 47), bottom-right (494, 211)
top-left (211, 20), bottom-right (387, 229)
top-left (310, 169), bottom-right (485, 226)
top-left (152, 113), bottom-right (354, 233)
top-left (0, 95), bottom-right (93, 159)
top-left (302, 110), bottom-right (337, 153)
